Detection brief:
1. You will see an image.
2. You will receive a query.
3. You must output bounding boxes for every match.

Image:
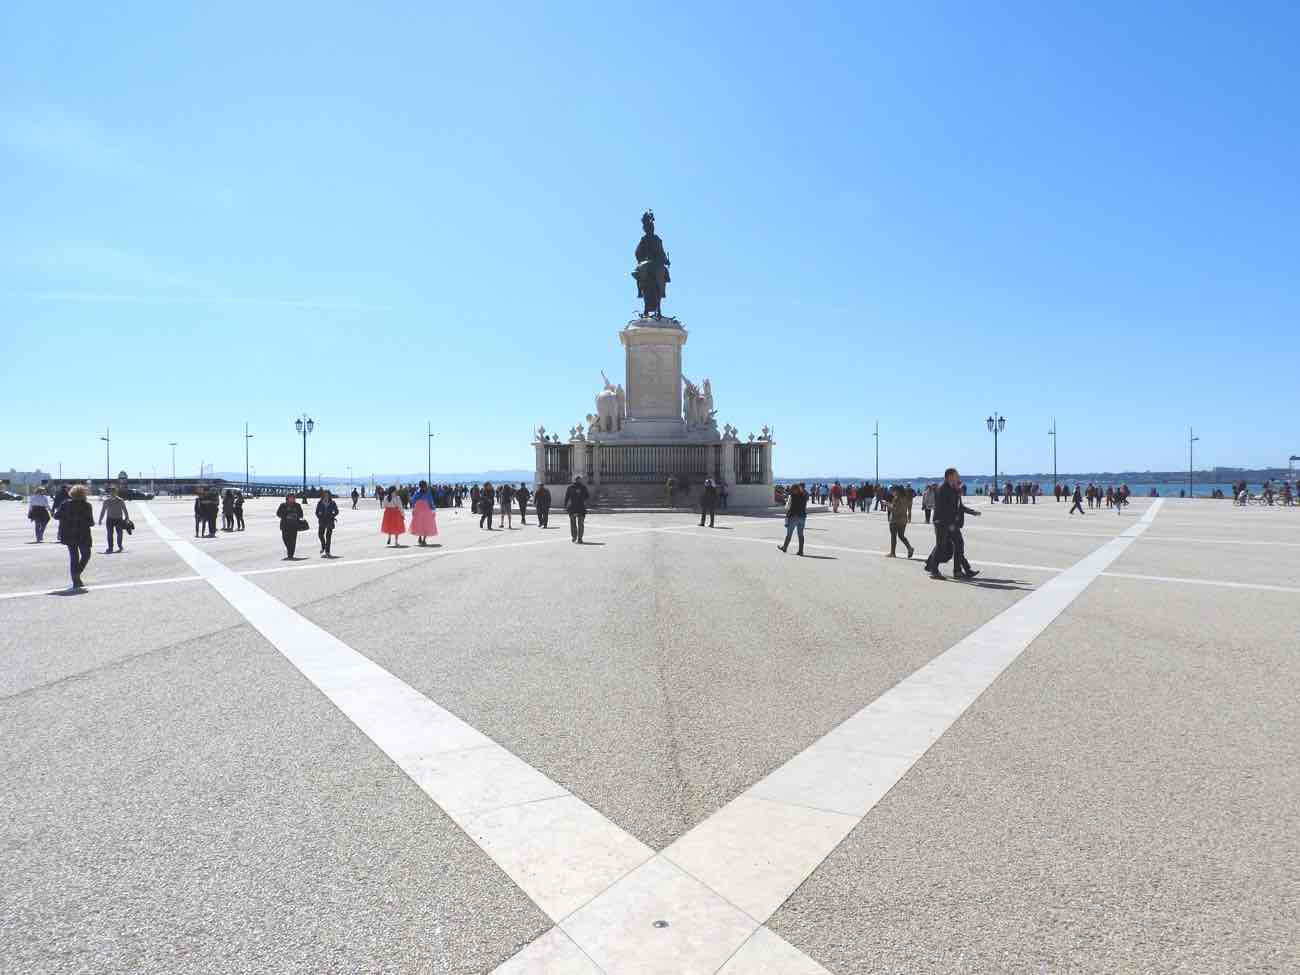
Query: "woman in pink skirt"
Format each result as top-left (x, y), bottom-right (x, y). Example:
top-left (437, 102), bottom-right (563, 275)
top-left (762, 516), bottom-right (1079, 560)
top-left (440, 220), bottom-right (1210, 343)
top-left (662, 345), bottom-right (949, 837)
top-left (408, 480), bottom-right (439, 547)
top-left (380, 485), bottom-right (406, 546)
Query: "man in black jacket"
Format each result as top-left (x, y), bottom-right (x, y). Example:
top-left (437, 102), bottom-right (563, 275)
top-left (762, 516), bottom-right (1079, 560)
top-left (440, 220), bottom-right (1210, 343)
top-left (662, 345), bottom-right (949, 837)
top-left (534, 483), bottom-right (551, 528)
top-left (923, 468), bottom-right (981, 579)
top-left (699, 478), bottom-right (719, 528)
top-left (564, 476), bottom-right (589, 543)
top-left (479, 482), bottom-right (495, 530)
top-left (516, 483), bottom-right (531, 525)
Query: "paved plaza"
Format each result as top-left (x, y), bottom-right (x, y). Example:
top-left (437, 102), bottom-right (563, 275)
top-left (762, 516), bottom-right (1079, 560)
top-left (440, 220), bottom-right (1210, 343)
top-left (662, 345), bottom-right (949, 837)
top-left (1, 495), bottom-right (1296, 974)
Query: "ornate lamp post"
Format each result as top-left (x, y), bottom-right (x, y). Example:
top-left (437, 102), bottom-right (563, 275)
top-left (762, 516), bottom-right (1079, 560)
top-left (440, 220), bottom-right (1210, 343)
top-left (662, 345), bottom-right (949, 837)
top-left (986, 414), bottom-right (1006, 499)
top-left (295, 415), bottom-right (314, 496)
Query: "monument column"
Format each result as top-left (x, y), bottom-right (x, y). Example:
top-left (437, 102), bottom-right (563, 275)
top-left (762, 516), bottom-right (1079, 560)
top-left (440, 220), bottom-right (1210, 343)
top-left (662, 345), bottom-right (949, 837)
top-left (620, 320), bottom-right (688, 438)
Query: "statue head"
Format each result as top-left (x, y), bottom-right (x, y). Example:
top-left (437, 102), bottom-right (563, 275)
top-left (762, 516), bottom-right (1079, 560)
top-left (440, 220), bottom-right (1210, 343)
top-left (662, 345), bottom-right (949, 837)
top-left (641, 209), bottom-right (655, 235)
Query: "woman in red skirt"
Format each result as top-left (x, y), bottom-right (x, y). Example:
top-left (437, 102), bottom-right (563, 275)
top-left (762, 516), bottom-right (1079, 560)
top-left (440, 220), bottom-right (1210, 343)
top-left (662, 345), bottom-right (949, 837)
top-left (380, 485), bottom-right (406, 546)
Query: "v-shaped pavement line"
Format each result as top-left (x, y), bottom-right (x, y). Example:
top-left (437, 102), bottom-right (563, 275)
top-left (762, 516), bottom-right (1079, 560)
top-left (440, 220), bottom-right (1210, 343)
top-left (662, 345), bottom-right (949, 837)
top-left (140, 501), bottom-right (1161, 975)
top-left (494, 499), bottom-right (1165, 973)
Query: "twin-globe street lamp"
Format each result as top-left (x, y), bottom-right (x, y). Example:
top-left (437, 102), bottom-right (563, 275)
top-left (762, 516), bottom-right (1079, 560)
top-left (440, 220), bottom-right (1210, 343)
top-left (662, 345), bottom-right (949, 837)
top-left (986, 414), bottom-right (1006, 498)
top-left (295, 415), bottom-right (314, 496)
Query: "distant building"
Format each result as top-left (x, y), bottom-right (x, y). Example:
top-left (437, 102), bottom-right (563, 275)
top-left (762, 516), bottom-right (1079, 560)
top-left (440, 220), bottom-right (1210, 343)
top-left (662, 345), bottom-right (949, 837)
top-left (1, 468), bottom-right (51, 488)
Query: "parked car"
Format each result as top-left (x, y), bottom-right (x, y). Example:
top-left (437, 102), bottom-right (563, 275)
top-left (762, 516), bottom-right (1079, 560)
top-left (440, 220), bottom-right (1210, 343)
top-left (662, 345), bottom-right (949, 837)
top-left (0, 490), bottom-right (22, 501)
top-left (122, 488), bottom-right (155, 500)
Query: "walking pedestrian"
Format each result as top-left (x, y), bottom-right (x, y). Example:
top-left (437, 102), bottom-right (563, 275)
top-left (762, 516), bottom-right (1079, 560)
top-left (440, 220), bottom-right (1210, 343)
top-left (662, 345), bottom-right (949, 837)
top-left (351, 488), bottom-right (359, 510)
top-left (97, 487), bottom-right (131, 553)
top-left (665, 476), bottom-right (676, 508)
top-left (194, 494), bottom-right (204, 537)
top-left (516, 482), bottom-right (530, 525)
top-left (234, 492), bottom-right (245, 530)
top-left (409, 480), bottom-right (439, 547)
top-left (887, 484), bottom-right (916, 558)
top-left (699, 478), bottom-right (718, 528)
top-left (27, 485), bottom-right (52, 543)
top-left (922, 483), bottom-right (935, 524)
top-left (54, 484), bottom-right (94, 591)
top-left (924, 468), bottom-right (982, 579)
top-left (719, 480), bottom-right (729, 510)
top-left (380, 485), bottom-right (406, 545)
top-left (1069, 484), bottom-right (1085, 515)
top-left (478, 482), bottom-right (495, 530)
top-left (316, 489), bottom-right (340, 557)
top-left (221, 490), bottom-right (235, 531)
top-left (778, 482), bottom-right (809, 555)
top-left (276, 493), bottom-right (305, 560)
top-left (498, 482), bottom-right (515, 529)
top-left (565, 475), bottom-right (589, 543)
top-left (534, 483), bottom-right (551, 528)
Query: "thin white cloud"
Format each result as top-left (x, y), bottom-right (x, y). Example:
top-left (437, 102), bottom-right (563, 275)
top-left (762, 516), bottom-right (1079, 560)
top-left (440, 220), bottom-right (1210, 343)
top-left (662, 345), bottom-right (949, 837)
top-left (3, 113), bottom-right (138, 175)
top-left (7, 291), bottom-right (393, 312)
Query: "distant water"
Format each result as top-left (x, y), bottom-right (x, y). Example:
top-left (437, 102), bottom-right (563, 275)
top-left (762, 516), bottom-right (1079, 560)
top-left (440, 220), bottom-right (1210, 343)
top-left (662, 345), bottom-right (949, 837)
top-left (777, 478), bottom-right (1293, 498)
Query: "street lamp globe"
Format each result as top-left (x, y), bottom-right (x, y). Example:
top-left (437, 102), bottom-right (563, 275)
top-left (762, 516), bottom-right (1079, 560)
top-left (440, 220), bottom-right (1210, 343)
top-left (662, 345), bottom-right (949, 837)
top-left (986, 416), bottom-right (995, 432)
top-left (306, 418), bottom-right (315, 434)
top-left (997, 416), bottom-right (1006, 433)
top-left (295, 418), bottom-right (304, 435)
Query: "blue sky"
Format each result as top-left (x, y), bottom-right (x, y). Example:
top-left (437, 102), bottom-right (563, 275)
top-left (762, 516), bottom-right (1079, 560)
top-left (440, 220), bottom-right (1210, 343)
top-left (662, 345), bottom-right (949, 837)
top-left (3, 2), bottom-right (1297, 481)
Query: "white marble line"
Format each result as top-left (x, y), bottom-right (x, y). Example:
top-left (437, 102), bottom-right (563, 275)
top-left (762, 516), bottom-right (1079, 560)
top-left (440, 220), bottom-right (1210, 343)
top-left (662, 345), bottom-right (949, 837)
top-left (1100, 570), bottom-right (1300, 594)
top-left (136, 503), bottom-right (653, 928)
top-left (637, 500), bottom-right (1165, 949)
top-left (656, 527), bottom-right (1067, 574)
top-left (0, 573), bottom-right (205, 601)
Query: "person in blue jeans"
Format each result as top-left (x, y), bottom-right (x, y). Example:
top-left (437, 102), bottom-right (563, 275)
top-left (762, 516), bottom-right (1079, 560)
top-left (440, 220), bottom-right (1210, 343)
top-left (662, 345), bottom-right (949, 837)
top-left (778, 482), bottom-right (809, 556)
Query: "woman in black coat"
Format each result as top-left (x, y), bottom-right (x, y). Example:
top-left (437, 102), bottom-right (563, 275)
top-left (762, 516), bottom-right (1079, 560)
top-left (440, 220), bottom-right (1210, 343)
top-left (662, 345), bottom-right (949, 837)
top-left (54, 484), bottom-right (95, 590)
top-left (315, 490), bottom-right (339, 558)
top-left (275, 493), bottom-right (305, 560)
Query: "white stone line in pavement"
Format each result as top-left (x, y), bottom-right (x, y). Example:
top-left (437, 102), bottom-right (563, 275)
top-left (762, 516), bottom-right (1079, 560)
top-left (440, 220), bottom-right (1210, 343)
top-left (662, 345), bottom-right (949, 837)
top-left (0, 573), bottom-right (205, 601)
top-left (656, 500), bottom-right (1163, 926)
top-left (135, 503), bottom-right (654, 930)
top-left (497, 500), bottom-right (1164, 975)
top-left (0, 527), bottom-right (667, 602)
top-left (656, 526), bottom-right (1068, 575)
top-left (1100, 571), bottom-right (1300, 595)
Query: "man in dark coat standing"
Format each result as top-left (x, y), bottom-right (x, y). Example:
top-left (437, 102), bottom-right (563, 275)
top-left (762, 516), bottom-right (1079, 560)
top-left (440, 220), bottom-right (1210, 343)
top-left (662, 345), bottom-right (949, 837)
top-left (698, 478), bottom-right (719, 528)
top-left (564, 475), bottom-right (589, 543)
top-left (516, 483), bottom-right (531, 525)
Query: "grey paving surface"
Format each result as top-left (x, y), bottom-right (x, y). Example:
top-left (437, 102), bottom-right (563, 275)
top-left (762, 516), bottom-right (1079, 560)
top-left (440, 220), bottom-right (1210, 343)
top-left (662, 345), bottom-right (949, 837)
top-left (1, 623), bottom-right (548, 975)
top-left (769, 542), bottom-right (1299, 973)
top-left (2, 495), bottom-right (1297, 974)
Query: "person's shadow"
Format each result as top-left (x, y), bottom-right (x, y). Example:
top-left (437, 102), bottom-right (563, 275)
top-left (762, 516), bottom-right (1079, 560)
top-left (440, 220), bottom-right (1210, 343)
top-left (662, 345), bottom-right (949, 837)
top-left (955, 576), bottom-right (1034, 592)
top-left (49, 588), bottom-right (87, 596)
top-left (800, 553), bottom-right (838, 560)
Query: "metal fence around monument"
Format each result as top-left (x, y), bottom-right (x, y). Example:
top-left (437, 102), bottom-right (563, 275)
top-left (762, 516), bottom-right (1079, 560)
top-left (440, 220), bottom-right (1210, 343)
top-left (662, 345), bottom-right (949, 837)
top-left (735, 443), bottom-right (764, 484)
top-left (543, 444), bottom-right (571, 483)
top-left (597, 444), bottom-right (719, 483)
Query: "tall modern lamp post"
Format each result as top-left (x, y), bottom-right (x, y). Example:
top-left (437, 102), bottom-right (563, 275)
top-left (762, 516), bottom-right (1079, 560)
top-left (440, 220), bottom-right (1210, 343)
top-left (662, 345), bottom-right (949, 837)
top-left (1048, 419), bottom-right (1057, 493)
top-left (244, 423), bottom-right (254, 492)
top-left (427, 421), bottom-right (435, 486)
top-left (986, 414), bottom-right (1006, 497)
top-left (346, 466), bottom-right (353, 492)
top-left (295, 415), bottom-right (314, 496)
top-left (168, 441), bottom-right (177, 498)
top-left (100, 427), bottom-right (111, 487)
top-left (872, 421), bottom-right (879, 486)
top-left (1188, 427), bottom-right (1199, 498)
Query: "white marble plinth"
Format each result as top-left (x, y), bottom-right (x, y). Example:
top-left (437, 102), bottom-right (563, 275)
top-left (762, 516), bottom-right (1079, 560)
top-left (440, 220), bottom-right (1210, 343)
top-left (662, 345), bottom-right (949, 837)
top-left (621, 319), bottom-right (686, 424)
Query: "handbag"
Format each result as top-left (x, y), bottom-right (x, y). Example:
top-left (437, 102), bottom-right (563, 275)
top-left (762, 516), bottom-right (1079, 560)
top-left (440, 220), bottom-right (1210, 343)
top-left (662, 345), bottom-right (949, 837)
top-left (295, 518), bottom-right (311, 532)
top-left (123, 519), bottom-right (135, 534)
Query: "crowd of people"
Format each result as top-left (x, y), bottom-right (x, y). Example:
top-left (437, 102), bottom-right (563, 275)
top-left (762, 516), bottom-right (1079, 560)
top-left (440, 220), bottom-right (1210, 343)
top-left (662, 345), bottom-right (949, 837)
top-left (23, 468), bottom-right (1300, 591)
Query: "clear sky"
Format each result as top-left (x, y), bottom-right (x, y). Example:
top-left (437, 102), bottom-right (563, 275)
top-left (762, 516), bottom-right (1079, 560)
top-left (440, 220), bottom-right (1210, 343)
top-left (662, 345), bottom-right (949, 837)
top-left (3, 2), bottom-right (1297, 481)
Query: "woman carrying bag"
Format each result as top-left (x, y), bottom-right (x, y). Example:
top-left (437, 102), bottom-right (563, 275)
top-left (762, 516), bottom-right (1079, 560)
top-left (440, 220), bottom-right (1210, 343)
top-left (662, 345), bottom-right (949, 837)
top-left (316, 490), bottom-right (339, 558)
top-left (275, 493), bottom-right (307, 560)
top-left (27, 485), bottom-right (52, 543)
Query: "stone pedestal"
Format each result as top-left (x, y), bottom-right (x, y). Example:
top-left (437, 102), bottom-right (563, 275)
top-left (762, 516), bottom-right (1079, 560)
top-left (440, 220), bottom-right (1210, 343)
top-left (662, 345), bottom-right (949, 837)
top-left (620, 318), bottom-right (687, 438)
